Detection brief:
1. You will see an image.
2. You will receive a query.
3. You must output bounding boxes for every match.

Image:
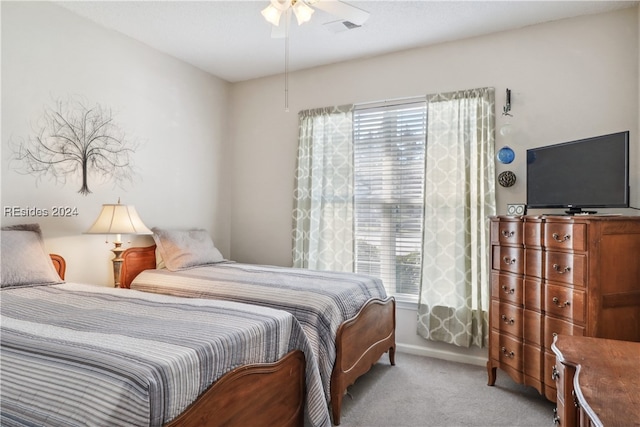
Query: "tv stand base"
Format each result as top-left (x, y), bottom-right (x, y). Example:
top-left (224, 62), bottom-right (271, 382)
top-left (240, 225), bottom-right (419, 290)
top-left (565, 208), bottom-right (597, 215)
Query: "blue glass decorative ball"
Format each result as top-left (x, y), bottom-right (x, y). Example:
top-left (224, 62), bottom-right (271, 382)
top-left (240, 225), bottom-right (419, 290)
top-left (497, 146), bottom-right (515, 164)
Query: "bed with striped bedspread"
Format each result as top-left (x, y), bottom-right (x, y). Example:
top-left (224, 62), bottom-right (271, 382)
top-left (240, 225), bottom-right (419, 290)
top-left (130, 263), bottom-right (389, 402)
top-left (0, 282), bottom-right (330, 427)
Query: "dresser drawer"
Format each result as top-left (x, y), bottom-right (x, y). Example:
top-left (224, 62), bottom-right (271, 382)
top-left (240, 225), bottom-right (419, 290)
top-left (524, 219), bottom-right (543, 247)
top-left (544, 251), bottom-right (586, 286)
top-left (490, 331), bottom-right (523, 372)
top-left (495, 220), bottom-right (523, 245)
top-left (555, 397), bottom-right (566, 426)
top-left (525, 248), bottom-right (542, 278)
top-left (544, 316), bottom-right (585, 349)
top-left (544, 351), bottom-right (558, 401)
top-left (491, 300), bottom-right (523, 337)
top-left (493, 246), bottom-right (524, 275)
top-left (550, 352), bottom-right (578, 427)
top-left (523, 309), bottom-right (542, 346)
top-left (551, 356), bottom-right (566, 403)
top-left (524, 278), bottom-right (543, 311)
top-left (545, 284), bottom-right (585, 323)
top-left (524, 342), bottom-right (543, 383)
top-left (544, 222), bottom-right (587, 252)
top-left (491, 272), bottom-right (522, 305)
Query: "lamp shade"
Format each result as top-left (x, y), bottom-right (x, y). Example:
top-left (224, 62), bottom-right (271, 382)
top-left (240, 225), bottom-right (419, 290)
top-left (86, 202), bottom-right (152, 236)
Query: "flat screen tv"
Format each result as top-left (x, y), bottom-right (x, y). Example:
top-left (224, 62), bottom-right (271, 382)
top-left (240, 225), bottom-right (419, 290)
top-left (526, 131), bottom-right (630, 215)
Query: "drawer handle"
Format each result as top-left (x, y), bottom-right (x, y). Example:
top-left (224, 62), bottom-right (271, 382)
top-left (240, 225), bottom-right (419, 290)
top-left (501, 230), bottom-right (515, 238)
top-left (552, 263), bottom-right (571, 274)
top-left (552, 296), bottom-right (571, 308)
top-left (501, 285), bottom-right (515, 295)
top-left (500, 347), bottom-right (515, 358)
top-left (553, 408), bottom-right (560, 425)
top-left (503, 256), bottom-right (516, 265)
top-left (552, 232), bottom-right (571, 243)
top-left (551, 365), bottom-right (560, 381)
top-left (501, 314), bottom-right (515, 325)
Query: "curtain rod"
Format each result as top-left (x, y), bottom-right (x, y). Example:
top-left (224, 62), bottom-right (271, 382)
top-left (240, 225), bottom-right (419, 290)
top-left (354, 95), bottom-right (426, 109)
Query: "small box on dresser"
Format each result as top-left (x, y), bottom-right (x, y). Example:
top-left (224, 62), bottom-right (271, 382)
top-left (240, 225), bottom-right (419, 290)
top-left (487, 215), bottom-right (640, 425)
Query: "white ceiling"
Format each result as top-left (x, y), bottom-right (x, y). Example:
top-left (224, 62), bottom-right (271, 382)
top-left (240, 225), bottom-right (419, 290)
top-left (56, 1), bottom-right (638, 82)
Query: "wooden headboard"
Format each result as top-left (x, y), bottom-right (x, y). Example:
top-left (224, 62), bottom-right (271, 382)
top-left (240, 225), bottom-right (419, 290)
top-left (50, 254), bottom-right (66, 280)
top-left (120, 245), bottom-right (157, 288)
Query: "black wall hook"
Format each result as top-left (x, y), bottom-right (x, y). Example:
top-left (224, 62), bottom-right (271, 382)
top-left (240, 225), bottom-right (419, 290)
top-left (503, 88), bottom-right (512, 116)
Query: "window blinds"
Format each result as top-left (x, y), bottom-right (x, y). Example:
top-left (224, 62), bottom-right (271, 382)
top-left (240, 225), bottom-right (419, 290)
top-left (353, 101), bottom-right (426, 295)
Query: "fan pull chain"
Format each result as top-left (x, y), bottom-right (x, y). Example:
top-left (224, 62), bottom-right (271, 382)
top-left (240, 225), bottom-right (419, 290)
top-left (284, 9), bottom-right (290, 112)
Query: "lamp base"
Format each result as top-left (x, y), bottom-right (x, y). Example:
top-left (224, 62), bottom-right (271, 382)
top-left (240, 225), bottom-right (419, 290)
top-left (111, 242), bottom-right (125, 288)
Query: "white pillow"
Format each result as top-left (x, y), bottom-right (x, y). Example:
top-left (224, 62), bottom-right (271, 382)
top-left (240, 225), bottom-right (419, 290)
top-left (152, 228), bottom-right (224, 271)
top-left (1, 224), bottom-right (63, 288)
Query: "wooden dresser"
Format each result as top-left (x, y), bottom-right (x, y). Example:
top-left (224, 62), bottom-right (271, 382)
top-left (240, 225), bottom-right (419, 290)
top-left (551, 334), bottom-right (640, 427)
top-left (486, 215), bottom-right (640, 408)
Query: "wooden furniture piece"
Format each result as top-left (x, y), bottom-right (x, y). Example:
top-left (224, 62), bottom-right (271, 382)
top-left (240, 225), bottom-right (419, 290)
top-left (50, 253), bottom-right (66, 280)
top-left (121, 244), bottom-right (397, 425)
top-left (166, 350), bottom-right (305, 427)
top-left (47, 254), bottom-right (307, 427)
top-left (551, 334), bottom-right (640, 427)
top-left (487, 215), bottom-right (640, 403)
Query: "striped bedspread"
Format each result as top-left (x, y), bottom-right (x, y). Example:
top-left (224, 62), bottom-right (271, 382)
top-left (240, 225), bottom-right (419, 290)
top-left (130, 263), bottom-right (389, 401)
top-left (0, 283), bottom-right (330, 427)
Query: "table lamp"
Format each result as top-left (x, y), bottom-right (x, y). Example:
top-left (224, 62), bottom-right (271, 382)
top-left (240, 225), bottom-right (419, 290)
top-left (85, 198), bottom-right (152, 287)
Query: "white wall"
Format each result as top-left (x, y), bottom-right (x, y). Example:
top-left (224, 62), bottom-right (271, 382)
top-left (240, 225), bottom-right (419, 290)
top-left (1, 2), bottom-right (231, 285)
top-left (229, 7), bottom-right (639, 363)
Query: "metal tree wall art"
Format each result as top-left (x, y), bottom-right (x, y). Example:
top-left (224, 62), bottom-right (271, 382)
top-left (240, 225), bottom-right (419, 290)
top-left (11, 98), bottom-right (138, 195)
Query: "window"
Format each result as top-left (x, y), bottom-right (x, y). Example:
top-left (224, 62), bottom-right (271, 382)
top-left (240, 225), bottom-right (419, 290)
top-left (353, 100), bottom-right (427, 296)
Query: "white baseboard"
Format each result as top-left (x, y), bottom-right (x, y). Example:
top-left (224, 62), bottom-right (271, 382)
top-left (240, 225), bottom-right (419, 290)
top-left (396, 343), bottom-right (487, 367)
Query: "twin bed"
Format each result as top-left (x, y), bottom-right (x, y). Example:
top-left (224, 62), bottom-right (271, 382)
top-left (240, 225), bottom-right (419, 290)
top-left (1, 225), bottom-right (396, 426)
top-left (120, 228), bottom-right (396, 425)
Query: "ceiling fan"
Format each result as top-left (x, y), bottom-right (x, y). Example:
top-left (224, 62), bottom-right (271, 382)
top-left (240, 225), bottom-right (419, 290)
top-left (261, 0), bottom-right (369, 112)
top-left (261, 0), bottom-right (370, 37)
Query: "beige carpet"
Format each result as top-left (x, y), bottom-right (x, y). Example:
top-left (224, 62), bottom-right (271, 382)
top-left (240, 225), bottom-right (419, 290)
top-left (338, 352), bottom-right (555, 427)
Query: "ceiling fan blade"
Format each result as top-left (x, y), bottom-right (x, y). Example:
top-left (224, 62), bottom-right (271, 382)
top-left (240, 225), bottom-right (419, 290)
top-left (309, 0), bottom-right (370, 26)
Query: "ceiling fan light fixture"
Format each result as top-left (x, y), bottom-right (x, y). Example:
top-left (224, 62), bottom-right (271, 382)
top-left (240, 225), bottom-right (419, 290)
top-left (292, 0), bottom-right (314, 25)
top-left (261, 4), bottom-right (283, 26)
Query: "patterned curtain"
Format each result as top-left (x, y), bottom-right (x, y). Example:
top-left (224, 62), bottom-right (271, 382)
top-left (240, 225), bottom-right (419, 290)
top-left (417, 88), bottom-right (496, 348)
top-left (292, 105), bottom-right (355, 271)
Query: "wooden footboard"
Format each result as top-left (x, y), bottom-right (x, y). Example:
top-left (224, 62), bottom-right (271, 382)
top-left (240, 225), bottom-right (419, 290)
top-left (330, 297), bottom-right (396, 425)
top-left (166, 349), bottom-right (305, 427)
